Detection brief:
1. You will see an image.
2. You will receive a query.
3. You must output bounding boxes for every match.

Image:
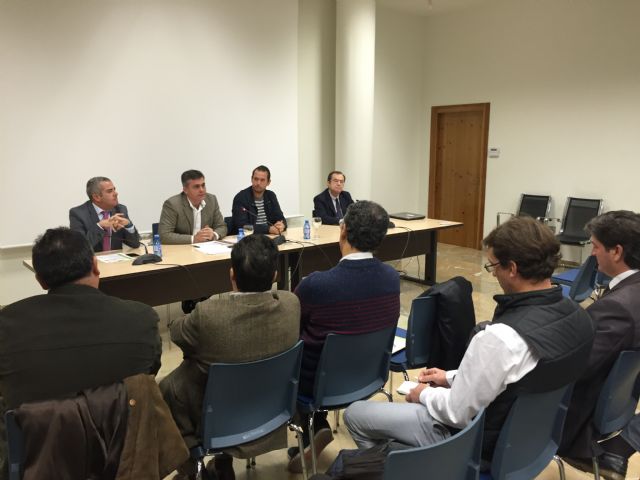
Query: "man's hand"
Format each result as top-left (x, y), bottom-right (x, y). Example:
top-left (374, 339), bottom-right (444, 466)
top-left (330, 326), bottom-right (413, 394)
top-left (270, 221), bottom-right (285, 235)
top-left (109, 213), bottom-right (130, 231)
top-left (194, 226), bottom-right (215, 243)
top-left (406, 383), bottom-right (428, 403)
top-left (418, 367), bottom-right (449, 387)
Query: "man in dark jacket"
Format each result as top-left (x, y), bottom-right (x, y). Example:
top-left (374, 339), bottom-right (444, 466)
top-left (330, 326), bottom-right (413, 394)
top-left (231, 165), bottom-right (286, 235)
top-left (312, 170), bottom-right (354, 225)
top-left (0, 227), bottom-right (161, 479)
top-left (560, 210), bottom-right (640, 480)
top-left (344, 216), bottom-right (594, 465)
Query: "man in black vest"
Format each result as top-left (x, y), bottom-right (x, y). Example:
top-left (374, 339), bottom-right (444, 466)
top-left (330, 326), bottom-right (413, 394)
top-left (344, 216), bottom-right (594, 465)
top-left (560, 210), bottom-right (640, 480)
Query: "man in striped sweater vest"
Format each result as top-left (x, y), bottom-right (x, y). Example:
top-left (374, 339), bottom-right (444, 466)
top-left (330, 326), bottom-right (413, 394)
top-left (288, 200), bottom-right (401, 472)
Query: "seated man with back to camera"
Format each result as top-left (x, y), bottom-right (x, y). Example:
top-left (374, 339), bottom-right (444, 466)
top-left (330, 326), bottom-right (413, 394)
top-left (312, 170), bottom-right (354, 225)
top-left (287, 200), bottom-right (401, 472)
top-left (559, 210), bottom-right (640, 480)
top-left (0, 227), bottom-right (163, 479)
top-left (69, 176), bottom-right (140, 252)
top-left (159, 234), bottom-right (300, 480)
top-left (343, 216), bottom-right (594, 469)
top-left (231, 165), bottom-right (286, 235)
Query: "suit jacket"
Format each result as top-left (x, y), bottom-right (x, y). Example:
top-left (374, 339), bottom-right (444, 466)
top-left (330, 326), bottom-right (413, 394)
top-left (0, 283), bottom-right (162, 410)
top-left (231, 186), bottom-right (286, 234)
top-left (69, 201), bottom-right (140, 252)
top-left (312, 188), bottom-right (354, 225)
top-left (158, 192), bottom-right (227, 244)
top-left (559, 271), bottom-right (640, 457)
top-left (159, 290), bottom-right (300, 456)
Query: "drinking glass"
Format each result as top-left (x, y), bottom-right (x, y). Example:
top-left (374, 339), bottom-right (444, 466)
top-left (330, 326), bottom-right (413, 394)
top-left (312, 217), bottom-right (322, 239)
top-left (243, 224), bottom-right (254, 236)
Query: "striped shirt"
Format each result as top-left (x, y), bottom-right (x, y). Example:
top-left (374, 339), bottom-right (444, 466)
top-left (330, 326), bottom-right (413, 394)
top-left (254, 199), bottom-right (268, 225)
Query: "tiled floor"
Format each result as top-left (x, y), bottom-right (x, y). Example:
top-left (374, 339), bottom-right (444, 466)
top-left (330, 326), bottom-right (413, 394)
top-left (158, 243), bottom-right (639, 479)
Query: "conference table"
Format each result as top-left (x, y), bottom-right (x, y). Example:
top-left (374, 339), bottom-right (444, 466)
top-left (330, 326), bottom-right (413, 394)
top-left (23, 218), bottom-right (461, 306)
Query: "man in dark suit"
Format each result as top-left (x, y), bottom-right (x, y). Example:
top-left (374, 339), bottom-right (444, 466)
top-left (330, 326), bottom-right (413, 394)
top-left (69, 176), bottom-right (140, 252)
top-left (312, 170), bottom-right (354, 225)
top-left (159, 169), bottom-right (227, 244)
top-left (231, 165), bottom-right (286, 235)
top-left (560, 210), bottom-right (640, 480)
top-left (0, 228), bottom-right (162, 476)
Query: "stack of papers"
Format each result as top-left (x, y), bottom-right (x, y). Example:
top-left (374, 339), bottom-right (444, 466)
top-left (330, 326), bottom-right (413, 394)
top-left (193, 241), bottom-right (233, 255)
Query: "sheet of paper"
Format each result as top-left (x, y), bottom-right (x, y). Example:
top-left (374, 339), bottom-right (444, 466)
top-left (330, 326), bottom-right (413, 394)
top-left (392, 335), bottom-right (406, 354)
top-left (193, 241), bottom-right (233, 255)
top-left (397, 381), bottom-right (419, 395)
top-left (97, 253), bottom-right (133, 263)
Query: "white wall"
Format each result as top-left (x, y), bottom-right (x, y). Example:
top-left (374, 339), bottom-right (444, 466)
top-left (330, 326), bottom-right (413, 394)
top-left (0, 0), bottom-right (299, 247)
top-left (421, 0), bottom-right (640, 259)
top-left (372, 7), bottom-right (426, 213)
top-left (297, 0), bottom-right (336, 218)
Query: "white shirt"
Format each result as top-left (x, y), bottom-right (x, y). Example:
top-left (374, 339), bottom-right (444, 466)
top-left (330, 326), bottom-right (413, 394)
top-left (419, 323), bottom-right (538, 428)
top-left (609, 269), bottom-right (639, 290)
top-left (340, 252), bottom-right (373, 262)
top-left (188, 198), bottom-right (219, 243)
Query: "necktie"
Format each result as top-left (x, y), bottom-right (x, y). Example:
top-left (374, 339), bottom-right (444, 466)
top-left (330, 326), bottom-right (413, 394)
top-left (334, 198), bottom-right (343, 220)
top-left (101, 211), bottom-right (111, 251)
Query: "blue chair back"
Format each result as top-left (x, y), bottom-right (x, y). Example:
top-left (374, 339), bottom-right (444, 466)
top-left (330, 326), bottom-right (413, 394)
top-left (384, 410), bottom-right (484, 480)
top-left (567, 255), bottom-right (598, 302)
top-left (5, 411), bottom-right (23, 480)
top-left (485, 384), bottom-right (573, 480)
top-left (593, 350), bottom-right (640, 436)
top-left (312, 325), bottom-right (396, 409)
top-left (391, 294), bottom-right (437, 372)
top-left (200, 340), bottom-right (303, 450)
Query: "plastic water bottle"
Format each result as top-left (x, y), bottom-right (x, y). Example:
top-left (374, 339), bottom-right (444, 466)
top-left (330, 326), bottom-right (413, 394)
top-left (237, 228), bottom-right (245, 240)
top-left (303, 220), bottom-right (311, 240)
top-left (152, 234), bottom-right (162, 258)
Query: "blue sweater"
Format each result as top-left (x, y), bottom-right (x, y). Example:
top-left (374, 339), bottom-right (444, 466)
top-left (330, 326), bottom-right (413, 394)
top-left (294, 258), bottom-right (400, 395)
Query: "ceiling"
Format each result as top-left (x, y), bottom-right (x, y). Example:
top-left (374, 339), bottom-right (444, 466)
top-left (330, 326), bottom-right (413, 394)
top-left (376, 0), bottom-right (485, 16)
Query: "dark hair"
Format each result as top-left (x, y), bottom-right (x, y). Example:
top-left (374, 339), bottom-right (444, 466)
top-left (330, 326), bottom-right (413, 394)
top-left (343, 200), bottom-right (389, 252)
top-left (586, 210), bottom-right (640, 269)
top-left (252, 165), bottom-right (271, 180)
top-left (181, 170), bottom-right (205, 186)
top-left (231, 234), bottom-right (278, 292)
top-left (32, 227), bottom-right (94, 289)
top-left (327, 171), bottom-right (346, 182)
top-left (483, 216), bottom-right (560, 281)
top-left (86, 176), bottom-right (111, 200)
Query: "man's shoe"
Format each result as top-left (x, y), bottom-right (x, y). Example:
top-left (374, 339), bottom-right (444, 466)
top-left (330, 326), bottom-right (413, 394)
top-left (206, 454), bottom-right (235, 480)
top-left (563, 453), bottom-right (628, 480)
top-left (287, 427), bottom-right (334, 473)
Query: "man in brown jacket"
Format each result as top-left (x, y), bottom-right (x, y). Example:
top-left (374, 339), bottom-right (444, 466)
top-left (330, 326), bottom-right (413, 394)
top-left (160, 234), bottom-right (300, 480)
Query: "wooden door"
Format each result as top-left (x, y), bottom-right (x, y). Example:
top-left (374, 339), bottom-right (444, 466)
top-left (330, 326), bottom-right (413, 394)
top-left (428, 103), bottom-right (489, 249)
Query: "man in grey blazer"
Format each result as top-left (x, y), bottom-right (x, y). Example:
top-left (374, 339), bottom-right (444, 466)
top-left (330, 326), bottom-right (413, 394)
top-left (69, 176), bottom-right (140, 252)
top-left (560, 210), bottom-right (640, 480)
top-left (159, 169), bottom-right (227, 244)
top-left (160, 234), bottom-right (300, 480)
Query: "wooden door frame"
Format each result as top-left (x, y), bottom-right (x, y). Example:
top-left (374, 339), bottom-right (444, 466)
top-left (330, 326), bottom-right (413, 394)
top-left (428, 102), bottom-right (490, 249)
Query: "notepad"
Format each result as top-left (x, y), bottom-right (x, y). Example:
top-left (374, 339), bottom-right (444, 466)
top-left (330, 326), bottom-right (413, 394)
top-left (396, 381), bottom-right (419, 395)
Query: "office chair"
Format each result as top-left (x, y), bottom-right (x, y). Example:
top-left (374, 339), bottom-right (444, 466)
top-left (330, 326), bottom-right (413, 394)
top-left (590, 350), bottom-right (640, 480)
top-left (553, 255), bottom-right (599, 302)
top-left (223, 216), bottom-right (234, 235)
top-left (390, 294), bottom-right (437, 383)
top-left (5, 411), bottom-right (23, 480)
top-left (297, 326), bottom-right (396, 474)
top-left (383, 409), bottom-right (484, 480)
top-left (556, 197), bottom-right (603, 263)
top-left (480, 384), bottom-right (574, 480)
top-left (496, 194), bottom-right (551, 227)
top-left (192, 341), bottom-right (308, 479)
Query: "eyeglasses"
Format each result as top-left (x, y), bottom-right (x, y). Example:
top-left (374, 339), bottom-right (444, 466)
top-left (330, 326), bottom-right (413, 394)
top-left (484, 260), bottom-right (500, 273)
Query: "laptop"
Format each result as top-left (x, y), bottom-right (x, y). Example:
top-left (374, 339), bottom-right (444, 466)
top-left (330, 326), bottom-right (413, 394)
top-left (389, 212), bottom-right (426, 221)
